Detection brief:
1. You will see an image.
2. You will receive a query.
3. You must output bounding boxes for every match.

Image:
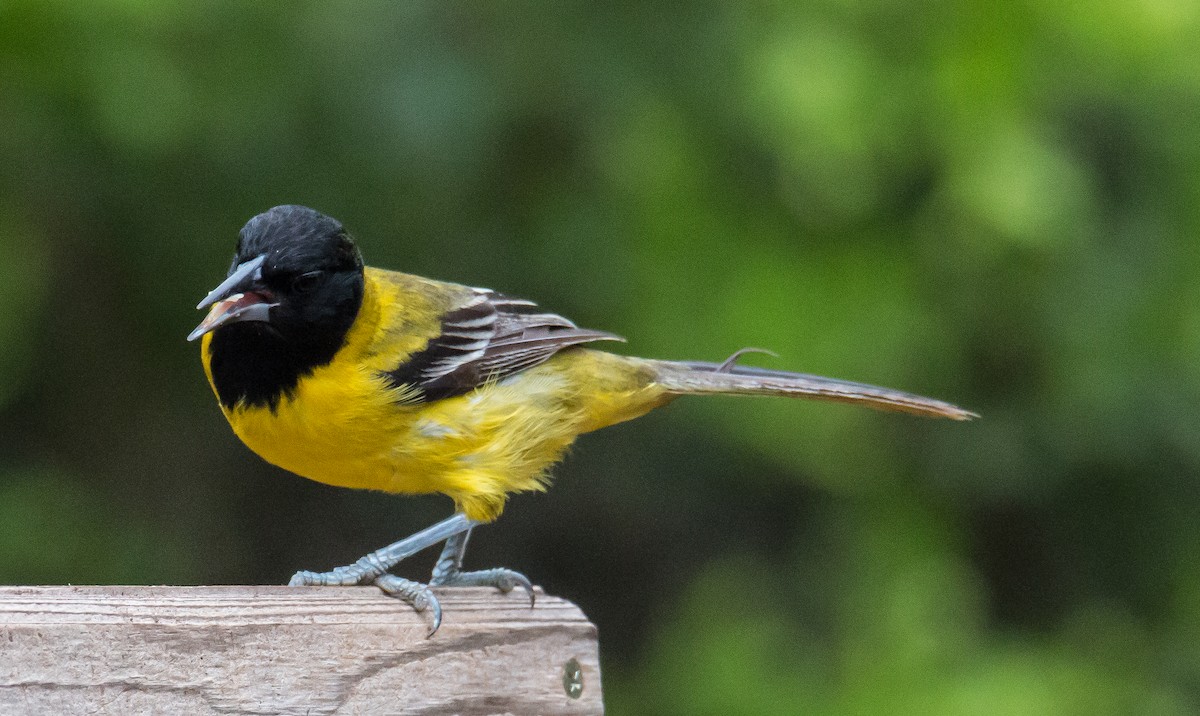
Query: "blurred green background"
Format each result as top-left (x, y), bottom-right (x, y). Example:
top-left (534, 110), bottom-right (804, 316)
top-left (2, 1), bottom-right (1199, 713)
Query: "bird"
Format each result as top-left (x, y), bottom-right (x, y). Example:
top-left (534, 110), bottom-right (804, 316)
top-left (189, 204), bottom-right (975, 634)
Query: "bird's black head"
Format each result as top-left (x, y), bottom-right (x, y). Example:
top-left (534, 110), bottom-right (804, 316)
top-left (191, 205), bottom-right (366, 410)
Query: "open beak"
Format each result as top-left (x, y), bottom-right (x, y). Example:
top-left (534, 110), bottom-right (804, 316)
top-left (187, 254), bottom-right (279, 342)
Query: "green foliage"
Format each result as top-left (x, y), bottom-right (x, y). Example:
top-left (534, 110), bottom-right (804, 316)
top-left (2, 0), bottom-right (1198, 712)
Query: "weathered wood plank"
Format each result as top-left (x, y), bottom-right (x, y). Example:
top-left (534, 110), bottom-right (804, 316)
top-left (0, 585), bottom-right (602, 715)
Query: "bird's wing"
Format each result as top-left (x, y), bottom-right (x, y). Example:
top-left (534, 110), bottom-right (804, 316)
top-left (382, 286), bottom-right (623, 402)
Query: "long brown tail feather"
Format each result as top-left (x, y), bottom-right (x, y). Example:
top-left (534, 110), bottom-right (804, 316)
top-left (652, 360), bottom-right (977, 421)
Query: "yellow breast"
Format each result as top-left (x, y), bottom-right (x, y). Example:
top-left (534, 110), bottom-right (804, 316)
top-left (221, 358), bottom-right (417, 492)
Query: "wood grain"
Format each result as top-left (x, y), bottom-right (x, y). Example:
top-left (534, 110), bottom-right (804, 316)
top-left (0, 585), bottom-right (602, 715)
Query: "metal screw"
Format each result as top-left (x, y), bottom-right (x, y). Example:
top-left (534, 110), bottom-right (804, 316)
top-left (562, 657), bottom-right (584, 699)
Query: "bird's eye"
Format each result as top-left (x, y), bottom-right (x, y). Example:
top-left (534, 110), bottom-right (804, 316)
top-left (291, 271), bottom-right (322, 293)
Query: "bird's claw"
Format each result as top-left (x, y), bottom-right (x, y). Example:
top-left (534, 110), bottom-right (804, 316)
top-left (431, 567), bottom-right (536, 608)
top-left (290, 568), bottom-right (445, 636)
top-left (374, 574), bottom-right (444, 637)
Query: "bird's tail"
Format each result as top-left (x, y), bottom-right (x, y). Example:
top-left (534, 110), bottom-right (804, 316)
top-left (649, 354), bottom-right (976, 421)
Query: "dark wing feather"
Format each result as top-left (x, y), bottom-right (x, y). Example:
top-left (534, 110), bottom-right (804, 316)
top-left (383, 288), bottom-right (623, 402)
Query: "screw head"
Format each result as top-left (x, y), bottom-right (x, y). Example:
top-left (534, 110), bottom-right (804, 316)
top-left (562, 657), bottom-right (584, 699)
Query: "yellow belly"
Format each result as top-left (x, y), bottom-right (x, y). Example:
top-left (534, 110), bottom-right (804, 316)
top-left (219, 349), bottom-right (669, 522)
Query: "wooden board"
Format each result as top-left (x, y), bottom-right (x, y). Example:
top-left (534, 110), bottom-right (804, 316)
top-left (0, 585), bottom-right (602, 715)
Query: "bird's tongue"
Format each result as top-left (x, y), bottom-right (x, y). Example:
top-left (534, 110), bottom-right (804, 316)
top-left (187, 291), bottom-right (274, 341)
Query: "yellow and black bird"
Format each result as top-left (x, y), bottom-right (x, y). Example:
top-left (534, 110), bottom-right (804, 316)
top-left (190, 205), bottom-right (974, 633)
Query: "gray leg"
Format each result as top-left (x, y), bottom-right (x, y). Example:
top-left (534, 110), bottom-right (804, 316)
top-left (289, 513), bottom-right (476, 587)
top-left (288, 513), bottom-right (478, 636)
top-left (429, 528), bottom-right (535, 607)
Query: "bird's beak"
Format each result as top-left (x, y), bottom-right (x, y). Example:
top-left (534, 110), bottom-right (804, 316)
top-left (187, 254), bottom-right (278, 342)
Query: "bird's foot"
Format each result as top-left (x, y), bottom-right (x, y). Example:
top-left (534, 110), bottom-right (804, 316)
top-left (289, 566), bottom-right (446, 636)
top-left (288, 550), bottom-right (392, 587)
top-left (430, 565), bottom-right (536, 607)
top-left (374, 574), bottom-right (443, 636)
top-left (286, 514), bottom-right (528, 637)
top-left (430, 530), bottom-right (534, 606)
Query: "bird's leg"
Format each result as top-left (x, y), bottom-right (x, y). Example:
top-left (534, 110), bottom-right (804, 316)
top-left (289, 512), bottom-right (476, 586)
top-left (289, 513), bottom-right (478, 634)
top-left (429, 528), bottom-right (535, 607)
